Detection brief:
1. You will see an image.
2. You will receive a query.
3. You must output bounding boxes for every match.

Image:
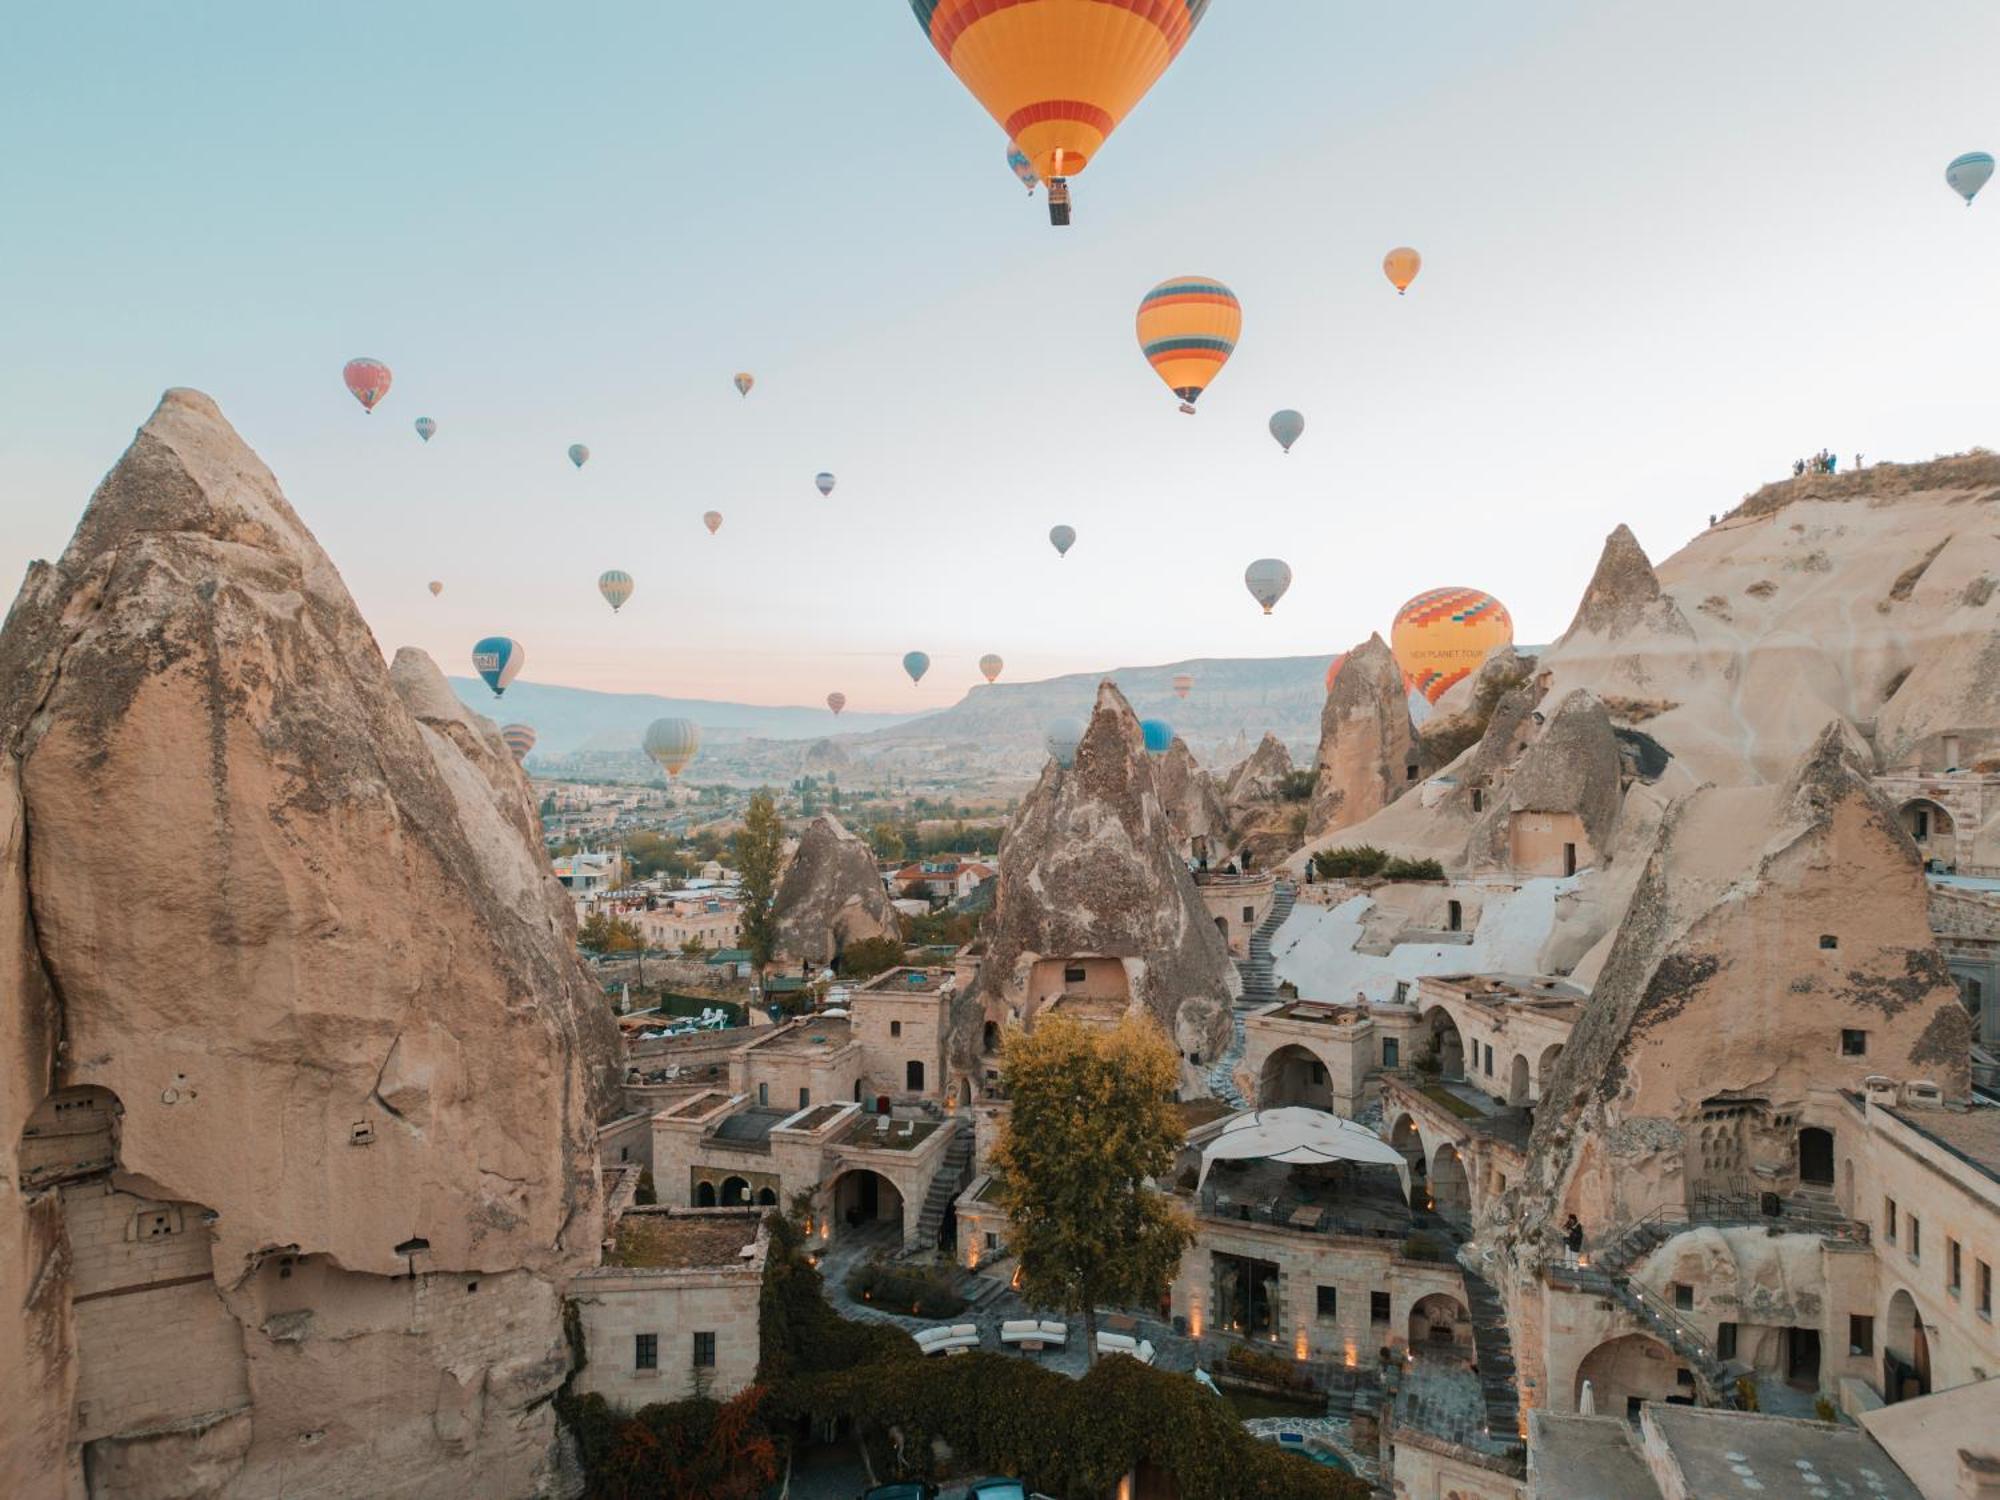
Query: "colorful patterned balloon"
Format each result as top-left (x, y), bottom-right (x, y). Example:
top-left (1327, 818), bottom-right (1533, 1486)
top-left (734, 371), bottom-right (755, 396)
top-left (827, 692), bottom-right (847, 716)
top-left (598, 570), bottom-right (634, 613)
top-left (979, 653), bottom-right (1004, 683)
top-left (471, 636), bottom-right (524, 697)
top-left (414, 416), bottom-right (436, 442)
top-left (1140, 719), bottom-right (1173, 756)
top-left (815, 471), bottom-right (836, 497)
top-left (1391, 588), bottom-right (1513, 703)
top-left (342, 358), bottom-right (392, 413)
top-left (1006, 144), bottom-right (1040, 194)
top-left (501, 723), bottom-right (537, 763)
top-left (1137, 277), bottom-right (1240, 413)
top-left (1172, 672), bottom-right (1194, 700)
top-left (1324, 652), bottom-right (1347, 693)
top-left (428, 580), bottom-right (443, 598)
top-left (643, 717), bottom-right (701, 779)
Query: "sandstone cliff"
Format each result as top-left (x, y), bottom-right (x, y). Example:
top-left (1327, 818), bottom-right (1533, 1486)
top-left (0, 390), bottom-right (619, 1498)
top-left (951, 682), bottom-right (1236, 1091)
top-left (1155, 735), bottom-right (1230, 861)
top-left (773, 812), bottom-right (900, 965)
top-left (1305, 634), bottom-right (1417, 840)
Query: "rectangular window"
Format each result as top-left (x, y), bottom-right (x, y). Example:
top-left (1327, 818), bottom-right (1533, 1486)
top-left (1949, 1239), bottom-right (1963, 1295)
top-left (1309, 1062), bottom-right (1327, 1085)
top-left (1482, 1043), bottom-right (1494, 1077)
top-left (1908, 1215), bottom-right (1921, 1263)
top-left (1884, 1198), bottom-right (1897, 1244)
top-left (1673, 1283), bottom-right (1694, 1312)
top-left (985, 1233), bottom-right (998, 1252)
top-left (1849, 1315), bottom-right (1874, 1356)
top-left (1840, 1029), bottom-right (1867, 1056)
top-left (1393, 981), bottom-right (1409, 1005)
top-left (1979, 1260), bottom-right (1992, 1318)
top-left (890, 1020), bottom-right (902, 1038)
top-left (1370, 1291), bottom-right (1391, 1324)
top-left (799, 1088), bottom-right (810, 1110)
top-left (1242, 905), bottom-right (1255, 923)
top-left (1382, 1038), bottom-right (1400, 1067)
top-left (635, 1333), bottom-right (658, 1370)
top-left (693, 1331), bottom-right (716, 1368)
top-left (1317, 1285), bottom-right (1338, 1319)
top-left (1064, 965), bottom-right (1087, 985)
top-left (1717, 1322), bottom-right (1737, 1360)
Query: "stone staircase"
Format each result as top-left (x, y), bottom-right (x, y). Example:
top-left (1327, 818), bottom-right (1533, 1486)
top-left (1460, 1264), bottom-right (1523, 1439)
top-left (1205, 880), bottom-right (1295, 1106)
top-left (910, 1116), bottom-right (976, 1253)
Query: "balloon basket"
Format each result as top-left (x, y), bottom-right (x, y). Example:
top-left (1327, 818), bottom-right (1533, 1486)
top-left (1047, 179), bottom-right (1071, 226)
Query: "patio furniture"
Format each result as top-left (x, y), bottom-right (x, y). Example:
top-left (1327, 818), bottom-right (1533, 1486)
top-left (912, 1323), bottom-right (981, 1356)
top-left (1000, 1319), bottom-right (1068, 1351)
top-left (1095, 1331), bottom-right (1156, 1365)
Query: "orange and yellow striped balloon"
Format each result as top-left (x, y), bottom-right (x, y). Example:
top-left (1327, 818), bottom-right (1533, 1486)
top-left (1391, 588), bottom-right (1513, 703)
top-left (909, 0), bottom-right (1209, 184)
top-left (1136, 276), bottom-right (1240, 412)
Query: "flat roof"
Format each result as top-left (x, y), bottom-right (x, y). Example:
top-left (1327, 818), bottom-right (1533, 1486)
top-left (712, 1108), bottom-right (787, 1145)
top-left (1047, 994), bottom-right (1127, 1024)
top-left (667, 1090), bottom-right (734, 1118)
top-left (858, 966), bottom-right (952, 995)
top-left (607, 1211), bottom-right (761, 1271)
top-left (1528, 1413), bottom-right (1654, 1499)
top-left (1883, 1102), bottom-right (2000, 1186)
top-left (750, 1018), bottom-right (853, 1055)
top-left (1645, 1404), bottom-right (1923, 1500)
top-left (1261, 999), bottom-right (1365, 1026)
top-left (837, 1115), bottom-right (941, 1152)
top-left (1427, 972), bottom-right (1587, 1007)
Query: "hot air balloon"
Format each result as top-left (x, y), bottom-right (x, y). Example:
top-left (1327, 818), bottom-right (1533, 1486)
top-left (1391, 587), bottom-right (1514, 704)
top-left (1049, 524), bottom-right (1076, 557)
top-left (501, 723), bottom-right (537, 763)
top-left (910, 0), bottom-right (1209, 225)
top-left (471, 636), bottom-right (524, 697)
top-left (1244, 559), bottom-right (1293, 615)
top-left (1383, 247), bottom-right (1422, 295)
top-left (1324, 652), bottom-right (1347, 693)
top-left (414, 416), bottom-right (437, 443)
top-left (428, 580), bottom-right (443, 598)
top-left (568, 444), bottom-right (591, 469)
top-left (1045, 717), bottom-right (1084, 768)
top-left (1269, 409), bottom-right (1304, 453)
top-left (734, 371), bottom-right (755, 397)
top-left (903, 651), bottom-right (930, 685)
top-left (1006, 144), bottom-right (1040, 194)
top-left (980, 654), bottom-right (1004, 683)
top-left (598, 570), bottom-right (634, 613)
top-left (1172, 672), bottom-right (1194, 700)
top-left (827, 692), bottom-right (847, 716)
top-left (703, 510), bottom-right (723, 535)
top-left (1947, 151), bottom-right (1994, 205)
top-left (1137, 277), bottom-right (1240, 414)
top-left (1140, 719), bottom-right (1173, 756)
top-left (642, 717), bottom-right (701, 779)
top-left (342, 358), bottom-right (392, 413)
top-left (815, 471), bottom-right (836, 497)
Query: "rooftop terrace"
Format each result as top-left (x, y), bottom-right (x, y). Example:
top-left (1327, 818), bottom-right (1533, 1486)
top-left (1884, 1101), bottom-right (2000, 1185)
top-left (858, 966), bottom-right (953, 995)
top-left (748, 1018), bottom-right (853, 1055)
top-left (1424, 973), bottom-right (1587, 1015)
top-left (1262, 999), bottom-right (1367, 1026)
top-left (667, 1090), bottom-right (734, 1118)
top-left (1195, 1155), bottom-right (1415, 1243)
top-left (836, 1115), bottom-right (941, 1152)
top-left (606, 1209), bottom-right (762, 1271)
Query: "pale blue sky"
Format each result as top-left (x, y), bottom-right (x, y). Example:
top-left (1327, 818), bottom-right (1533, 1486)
top-left (4, 3), bottom-right (1996, 712)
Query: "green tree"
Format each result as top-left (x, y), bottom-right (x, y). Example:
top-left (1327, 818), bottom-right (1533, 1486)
top-left (869, 822), bottom-right (904, 861)
top-left (578, 911), bottom-right (641, 952)
top-left (988, 1015), bottom-right (1194, 1365)
top-left (733, 790), bottom-right (785, 973)
top-left (837, 934), bottom-right (906, 980)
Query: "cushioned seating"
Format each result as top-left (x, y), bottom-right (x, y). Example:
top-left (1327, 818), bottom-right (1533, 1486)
top-left (914, 1322), bottom-right (981, 1355)
top-left (1095, 1331), bottom-right (1156, 1365)
top-left (1000, 1319), bottom-right (1069, 1350)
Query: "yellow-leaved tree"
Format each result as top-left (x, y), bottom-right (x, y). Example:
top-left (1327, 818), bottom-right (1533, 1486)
top-left (988, 1014), bottom-right (1194, 1364)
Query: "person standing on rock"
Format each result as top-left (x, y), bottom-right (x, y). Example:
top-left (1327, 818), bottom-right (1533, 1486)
top-left (1562, 1213), bottom-right (1585, 1266)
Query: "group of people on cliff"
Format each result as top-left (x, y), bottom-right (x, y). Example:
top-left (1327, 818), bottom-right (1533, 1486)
top-left (1793, 450), bottom-right (1859, 476)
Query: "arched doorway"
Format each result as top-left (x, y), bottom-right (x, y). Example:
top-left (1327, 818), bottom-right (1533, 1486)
top-left (1389, 1114), bottom-right (1426, 1204)
top-left (832, 1169), bottom-right (905, 1241)
top-left (1797, 1127), bottom-right (1834, 1187)
top-left (756, 1186), bottom-right (778, 1206)
top-left (1899, 799), bottom-right (1956, 865)
top-left (983, 1020), bottom-right (1000, 1055)
top-left (1423, 1008), bottom-right (1466, 1081)
top-left (1506, 1053), bottom-right (1531, 1107)
top-left (1257, 1044), bottom-right (1332, 1109)
top-left (906, 1060), bottom-right (925, 1092)
top-left (1536, 1043), bottom-right (1565, 1096)
top-left (721, 1175), bottom-right (750, 1207)
top-left (1885, 1289), bottom-right (1930, 1402)
top-left (1574, 1332), bottom-right (1683, 1417)
top-left (1409, 1292), bottom-right (1469, 1351)
top-left (695, 1180), bottom-right (717, 1207)
top-left (1430, 1143), bottom-right (1471, 1226)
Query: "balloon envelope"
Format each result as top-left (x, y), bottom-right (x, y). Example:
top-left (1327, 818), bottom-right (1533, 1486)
top-left (642, 717), bottom-right (701, 779)
top-left (1947, 151), bottom-right (1994, 204)
top-left (414, 416), bottom-right (437, 442)
top-left (598, 570), bottom-right (634, 612)
top-left (568, 443), bottom-right (590, 468)
top-left (979, 653), bottom-right (1004, 683)
top-left (1244, 558), bottom-right (1293, 615)
top-left (1137, 277), bottom-right (1240, 411)
top-left (1383, 247), bottom-right (1422, 294)
top-left (815, 471), bottom-right (836, 496)
top-left (471, 636), bottom-right (524, 697)
top-left (1006, 144), bottom-right (1040, 193)
top-left (902, 651), bottom-right (930, 684)
top-left (1049, 524), bottom-right (1076, 557)
top-left (1324, 652), bottom-right (1347, 693)
top-left (1172, 672), bottom-right (1194, 700)
top-left (1391, 587), bottom-right (1514, 703)
top-left (703, 510), bottom-right (723, 535)
top-left (910, 0), bottom-right (1208, 186)
top-left (734, 371), bottom-right (755, 396)
top-left (1045, 717), bottom-right (1084, 768)
top-left (428, 580), bottom-right (443, 597)
top-left (826, 692), bottom-right (846, 716)
top-left (1140, 718), bottom-right (1173, 756)
top-left (1269, 409), bottom-right (1304, 453)
top-left (501, 723), bottom-right (537, 763)
top-left (342, 358), bottom-right (391, 413)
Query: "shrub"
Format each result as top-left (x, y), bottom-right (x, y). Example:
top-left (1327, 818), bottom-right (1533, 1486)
top-left (838, 935), bottom-right (908, 980)
top-left (843, 1258), bottom-right (967, 1319)
top-left (1220, 1342), bottom-right (1315, 1392)
top-left (1814, 1396), bottom-right (1837, 1424)
top-left (1736, 1374), bottom-right (1761, 1411)
top-left (1312, 845), bottom-right (1387, 879)
top-left (634, 1169), bottom-right (657, 1206)
top-left (558, 1387), bottom-right (779, 1500)
top-left (1380, 856), bottom-right (1446, 881)
top-left (1278, 769), bottom-right (1318, 802)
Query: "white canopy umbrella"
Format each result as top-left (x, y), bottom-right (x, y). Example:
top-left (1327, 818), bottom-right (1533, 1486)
top-left (1197, 1106), bottom-right (1411, 1200)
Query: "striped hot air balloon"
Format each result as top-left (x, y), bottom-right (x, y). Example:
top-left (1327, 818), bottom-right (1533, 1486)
top-left (1137, 277), bottom-right (1240, 414)
top-left (1391, 588), bottom-right (1513, 704)
top-left (1947, 151), bottom-right (1994, 205)
top-left (980, 653), bottom-right (1004, 683)
top-left (1140, 719), bottom-right (1173, 756)
top-left (414, 416), bottom-right (436, 442)
top-left (471, 636), bottom-right (524, 697)
top-left (342, 358), bottom-right (392, 413)
top-left (1172, 671), bottom-right (1194, 700)
top-left (815, 471), bottom-right (836, 497)
top-left (643, 718), bottom-right (701, 779)
top-left (734, 371), bottom-right (755, 396)
top-left (598, 570), bottom-right (634, 613)
top-left (501, 723), bottom-right (537, 763)
top-left (827, 692), bottom-right (847, 716)
top-left (909, 0), bottom-right (1211, 224)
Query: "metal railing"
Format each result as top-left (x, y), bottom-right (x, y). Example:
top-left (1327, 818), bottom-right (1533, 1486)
top-left (1595, 1192), bottom-right (1869, 1275)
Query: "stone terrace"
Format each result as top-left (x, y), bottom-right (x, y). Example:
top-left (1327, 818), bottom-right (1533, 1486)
top-left (607, 1209), bottom-right (763, 1270)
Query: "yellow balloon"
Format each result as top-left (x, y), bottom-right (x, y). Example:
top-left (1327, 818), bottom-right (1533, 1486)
top-left (1383, 246), bottom-right (1422, 295)
top-left (1391, 588), bottom-right (1513, 703)
top-left (1136, 277), bottom-right (1241, 414)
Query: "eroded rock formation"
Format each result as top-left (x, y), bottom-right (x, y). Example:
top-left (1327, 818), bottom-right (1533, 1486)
top-left (1306, 634), bottom-right (1417, 839)
top-left (772, 812), bottom-right (900, 965)
top-left (0, 390), bottom-right (617, 1498)
top-left (1155, 736), bottom-right (1229, 862)
top-left (949, 682), bottom-right (1236, 1092)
